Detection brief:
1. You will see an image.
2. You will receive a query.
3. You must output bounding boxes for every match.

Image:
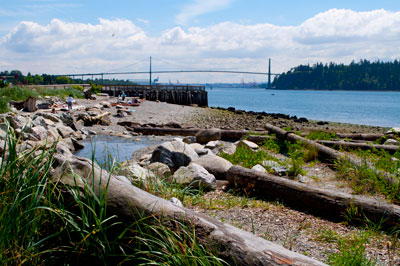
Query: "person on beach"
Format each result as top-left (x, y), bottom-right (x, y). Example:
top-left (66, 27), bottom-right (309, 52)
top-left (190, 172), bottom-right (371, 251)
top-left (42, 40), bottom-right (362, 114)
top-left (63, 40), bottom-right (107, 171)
top-left (67, 94), bottom-right (74, 111)
top-left (121, 91), bottom-right (126, 101)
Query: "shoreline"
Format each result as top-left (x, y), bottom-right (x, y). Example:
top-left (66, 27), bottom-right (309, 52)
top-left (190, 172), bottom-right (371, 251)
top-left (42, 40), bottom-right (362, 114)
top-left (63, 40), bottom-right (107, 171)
top-left (71, 96), bottom-right (390, 136)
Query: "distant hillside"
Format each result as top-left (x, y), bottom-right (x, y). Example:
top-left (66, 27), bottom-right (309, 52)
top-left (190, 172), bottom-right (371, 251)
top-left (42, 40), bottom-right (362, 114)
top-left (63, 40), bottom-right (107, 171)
top-left (272, 60), bottom-right (400, 91)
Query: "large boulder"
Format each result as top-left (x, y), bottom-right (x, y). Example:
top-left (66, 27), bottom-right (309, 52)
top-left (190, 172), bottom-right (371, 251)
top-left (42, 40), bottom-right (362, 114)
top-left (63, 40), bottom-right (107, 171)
top-left (100, 114), bottom-right (112, 126)
top-left (57, 125), bottom-right (74, 138)
top-left (119, 163), bottom-right (159, 186)
top-left (34, 112), bottom-right (61, 123)
top-left (171, 163), bottom-right (216, 190)
top-left (150, 140), bottom-right (199, 171)
top-left (205, 140), bottom-right (236, 155)
top-left (192, 154), bottom-right (233, 180)
top-left (195, 128), bottom-right (221, 144)
top-left (31, 126), bottom-right (48, 141)
top-left (60, 112), bottom-right (78, 130)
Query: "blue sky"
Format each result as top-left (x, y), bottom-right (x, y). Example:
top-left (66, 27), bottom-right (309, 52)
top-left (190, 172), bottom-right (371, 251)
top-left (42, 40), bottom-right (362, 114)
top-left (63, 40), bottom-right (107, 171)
top-left (1, 0), bottom-right (400, 82)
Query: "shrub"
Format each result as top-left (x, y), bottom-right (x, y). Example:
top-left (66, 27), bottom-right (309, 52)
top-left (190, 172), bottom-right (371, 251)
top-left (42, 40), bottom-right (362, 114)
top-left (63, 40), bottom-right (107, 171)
top-left (90, 82), bottom-right (102, 94)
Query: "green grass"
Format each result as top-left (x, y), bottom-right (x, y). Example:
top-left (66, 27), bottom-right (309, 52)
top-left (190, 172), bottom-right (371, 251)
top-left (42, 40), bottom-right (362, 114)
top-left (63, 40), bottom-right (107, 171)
top-left (219, 144), bottom-right (278, 169)
top-left (0, 86), bottom-right (84, 113)
top-left (306, 130), bottom-right (338, 140)
top-left (335, 148), bottom-right (400, 203)
top-left (0, 126), bottom-right (227, 265)
top-left (327, 232), bottom-right (377, 266)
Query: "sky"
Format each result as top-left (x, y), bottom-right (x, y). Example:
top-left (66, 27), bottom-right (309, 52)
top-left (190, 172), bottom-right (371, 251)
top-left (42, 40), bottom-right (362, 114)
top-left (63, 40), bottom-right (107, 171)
top-left (1, 0), bottom-right (400, 83)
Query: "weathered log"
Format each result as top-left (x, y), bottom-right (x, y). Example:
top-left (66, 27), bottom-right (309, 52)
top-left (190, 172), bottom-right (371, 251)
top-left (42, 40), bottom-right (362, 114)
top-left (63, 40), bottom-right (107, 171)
top-left (120, 125), bottom-right (266, 140)
top-left (227, 165), bottom-right (400, 230)
top-left (335, 133), bottom-right (384, 141)
top-left (264, 123), bottom-right (398, 186)
top-left (52, 155), bottom-right (326, 266)
top-left (317, 140), bottom-right (399, 154)
top-left (264, 124), bottom-right (345, 161)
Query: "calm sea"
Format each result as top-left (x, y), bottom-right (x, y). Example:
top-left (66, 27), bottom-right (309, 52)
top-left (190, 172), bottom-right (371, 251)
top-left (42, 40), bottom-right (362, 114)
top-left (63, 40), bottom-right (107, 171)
top-left (207, 87), bottom-right (400, 128)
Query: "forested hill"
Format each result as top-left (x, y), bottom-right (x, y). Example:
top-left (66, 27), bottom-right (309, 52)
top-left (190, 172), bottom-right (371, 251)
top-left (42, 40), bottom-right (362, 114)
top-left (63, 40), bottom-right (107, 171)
top-left (272, 60), bottom-right (400, 91)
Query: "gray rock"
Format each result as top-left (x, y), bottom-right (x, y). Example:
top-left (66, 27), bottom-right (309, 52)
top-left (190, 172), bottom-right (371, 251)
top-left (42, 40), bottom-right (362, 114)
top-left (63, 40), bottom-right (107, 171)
top-left (6, 114), bottom-right (28, 129)
top-left (57, 125), bottom-right (74, 138)
top-left (251, 164), bottom-right (267, 173)
top-left (172, 163), bottom-right (216, 189)
top-left (297, 175), bottom-right (312, 184)
top-left (183, 136), bottom-right (196, 144)
top-left (189, 143), bottom-right (204, 151)
top-left (195, 128), bottom-right (221, 144)
top-left (192, 154), bottom-right (233, 180)
top-left (204, 140), bottom-right (219, 149)
top-left (147, 162), bottom-right (171, 178)
top-left (0, 123), bottom-right (8, 140)
top-left (195, 148), bottom-right (212, 156)
top-left (169, 197), bottom-right (184, 207)
top-left (150, 140), bottom-right (199, 171)
top-left (60, 138), bottom-right (75, 152)
top-left (237, 140), bottom-right (259, 150)
top-left (384, 139), bottom-right (399, 146)
top-left (99, 101), bottom-right (112, 108)
top-left (34, 112), bottom-right (61, 123)
top-left (387, 127), bottom-right (400, 134)
top-left (262, 160), bottom-right (288, 176)
top-left (100, 114), bottom-right (112, 126)
top-left (31, 126), bottom-right (48, 140)
top-left (60, 112), bottom-right (77, 130)
top-left (206, 141), bottom-right (236, 155)
top-left (71, 138), bottom-right (85, 150)
top-left (119, 163), bottom-right (159, 186)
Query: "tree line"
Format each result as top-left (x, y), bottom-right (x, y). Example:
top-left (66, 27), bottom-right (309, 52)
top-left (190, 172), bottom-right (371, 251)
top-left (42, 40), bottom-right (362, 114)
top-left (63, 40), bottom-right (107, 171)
top-left (271, 60), bottom-right (400, 91)
top-left (0, 70), bottom-right (137, 86)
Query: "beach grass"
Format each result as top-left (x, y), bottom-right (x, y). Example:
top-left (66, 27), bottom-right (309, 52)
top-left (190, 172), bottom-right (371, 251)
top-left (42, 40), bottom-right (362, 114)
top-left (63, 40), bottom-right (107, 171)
top-left (0, 125), bottom-right (227, 265)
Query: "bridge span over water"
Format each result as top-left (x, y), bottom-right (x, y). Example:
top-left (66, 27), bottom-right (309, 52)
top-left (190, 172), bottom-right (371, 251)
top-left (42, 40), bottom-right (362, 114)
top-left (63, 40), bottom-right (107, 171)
top-left (61, 58), bottom-right (279, 89)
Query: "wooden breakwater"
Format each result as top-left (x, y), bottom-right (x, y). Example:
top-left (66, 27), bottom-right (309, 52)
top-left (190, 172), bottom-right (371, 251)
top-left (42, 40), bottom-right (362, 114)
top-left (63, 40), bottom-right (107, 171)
top-left (101, 84), bottom-right (208, 107)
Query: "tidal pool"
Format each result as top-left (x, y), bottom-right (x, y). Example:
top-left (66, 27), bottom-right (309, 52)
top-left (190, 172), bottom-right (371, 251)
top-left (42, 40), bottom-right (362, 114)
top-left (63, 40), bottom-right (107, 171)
top-left (74, 135), bottom-right (166, 168)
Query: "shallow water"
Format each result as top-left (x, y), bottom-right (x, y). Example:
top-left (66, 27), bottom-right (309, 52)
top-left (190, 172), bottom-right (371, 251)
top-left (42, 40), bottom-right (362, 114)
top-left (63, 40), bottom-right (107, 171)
top-left (74, 135), bottom-right (165, 168)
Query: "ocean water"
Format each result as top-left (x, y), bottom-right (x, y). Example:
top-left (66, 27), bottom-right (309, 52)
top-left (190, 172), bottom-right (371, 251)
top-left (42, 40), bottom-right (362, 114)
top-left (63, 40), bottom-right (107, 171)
top-left (207, 87), bottom-right (400, 127)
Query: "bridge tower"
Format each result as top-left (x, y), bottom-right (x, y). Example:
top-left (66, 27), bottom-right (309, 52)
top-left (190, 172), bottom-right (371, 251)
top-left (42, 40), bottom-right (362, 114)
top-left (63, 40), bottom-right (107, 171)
top-left (149, 56), bottom-right (152, 86)
top-left (267, 58), bottom-right (272, 89)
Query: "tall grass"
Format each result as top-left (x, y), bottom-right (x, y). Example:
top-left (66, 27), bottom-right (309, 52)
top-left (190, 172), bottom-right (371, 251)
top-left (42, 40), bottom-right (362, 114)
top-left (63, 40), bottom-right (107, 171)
top-left (335, 148), bottom-right (400, 203)
top-left (0, 86), bottom-right (84, 113)
top-left (0, 126), bottom-right (226, 265)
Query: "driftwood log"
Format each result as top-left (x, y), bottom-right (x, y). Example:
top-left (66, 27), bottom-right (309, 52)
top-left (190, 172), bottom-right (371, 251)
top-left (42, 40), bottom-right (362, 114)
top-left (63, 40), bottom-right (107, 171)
top-left (118, 124), bottom-right (267, 140)
top-left (263, 123), bottom-right (398, 186)
top-left (52, 155), bottom-right (326, 266)
top-left (317, 140), bottom-right (399, 154)
top-left (335, 133), bottom-right (384, 141)
top-left (227, 166), bottom-right (400, 230)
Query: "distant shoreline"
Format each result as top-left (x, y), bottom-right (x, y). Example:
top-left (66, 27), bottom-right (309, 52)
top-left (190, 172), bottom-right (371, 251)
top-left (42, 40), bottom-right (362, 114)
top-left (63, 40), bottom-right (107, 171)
top-left (264, 88), bottom-right (400, 92)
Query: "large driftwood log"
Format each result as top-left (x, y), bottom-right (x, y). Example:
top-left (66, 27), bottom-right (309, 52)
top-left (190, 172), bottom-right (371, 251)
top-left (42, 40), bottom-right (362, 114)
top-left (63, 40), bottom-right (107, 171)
top-left (263, 123), bottom-right (398, 186)
top-left (227, 166), bottom-right (400, 230)
top-left (118, 124), bottom-right (267, 140)
top-left (335, 133), bottom-right (384, 141)
top-left (317, 140), bottom-right (399, 154)
top-left (52, 155), bottom-right (326, 266)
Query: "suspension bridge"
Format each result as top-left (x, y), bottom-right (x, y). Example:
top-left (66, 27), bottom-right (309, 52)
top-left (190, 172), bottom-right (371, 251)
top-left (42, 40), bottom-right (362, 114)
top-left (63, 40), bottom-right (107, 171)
top-left (62, 58), bottom-right (280, 89)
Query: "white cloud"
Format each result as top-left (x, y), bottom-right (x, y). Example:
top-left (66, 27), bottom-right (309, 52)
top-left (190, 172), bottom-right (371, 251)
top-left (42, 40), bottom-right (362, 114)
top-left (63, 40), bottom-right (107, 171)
top-left (175, 0), bottom-right (233, 25)
top-left (1, 9), bottom-right (400, 82)
top-left (137, 18), bottom-right (150, 25)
